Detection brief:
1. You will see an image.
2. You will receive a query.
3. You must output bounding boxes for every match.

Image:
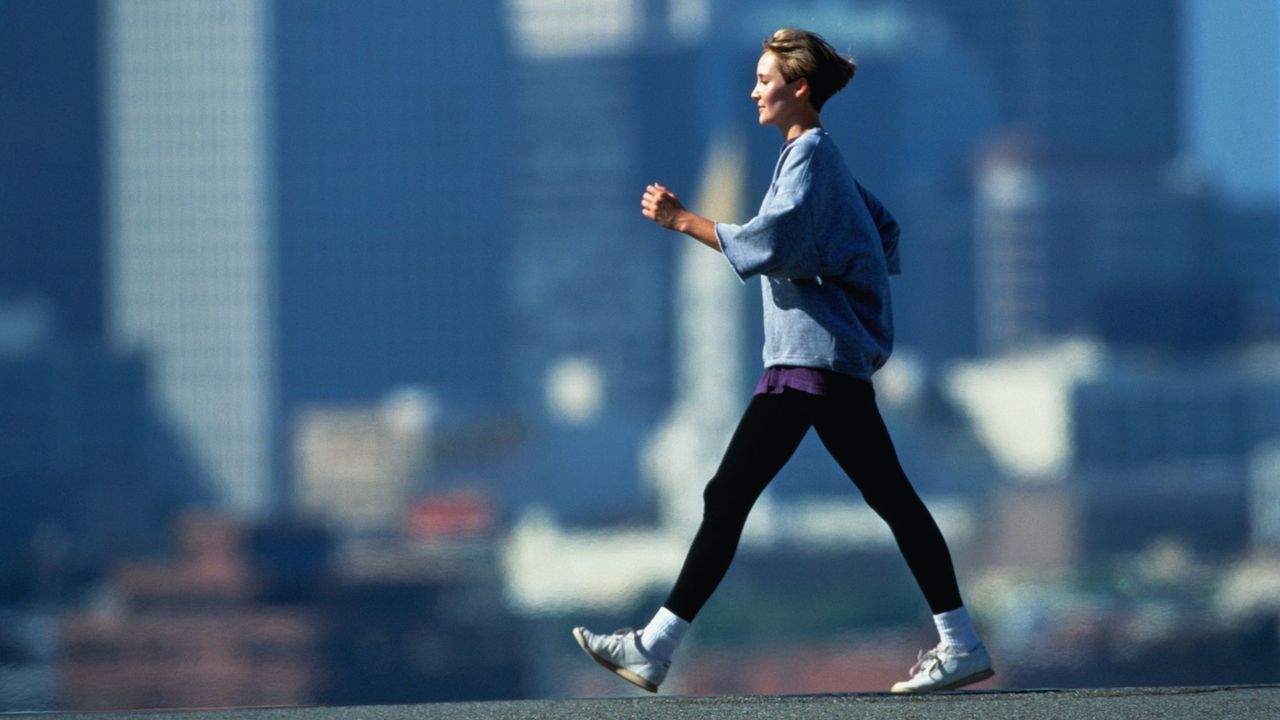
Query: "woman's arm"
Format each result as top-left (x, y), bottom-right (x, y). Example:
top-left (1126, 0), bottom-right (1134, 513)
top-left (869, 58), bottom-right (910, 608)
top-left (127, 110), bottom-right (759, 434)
top-left (641, 183), bottom-right (721, 252)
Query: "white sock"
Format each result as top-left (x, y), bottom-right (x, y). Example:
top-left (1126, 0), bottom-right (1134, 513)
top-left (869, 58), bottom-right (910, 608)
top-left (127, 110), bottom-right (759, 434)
top-left (639, 607), bottom-right (690, 663)
top-left (933, 606), bottom-right (982, 653)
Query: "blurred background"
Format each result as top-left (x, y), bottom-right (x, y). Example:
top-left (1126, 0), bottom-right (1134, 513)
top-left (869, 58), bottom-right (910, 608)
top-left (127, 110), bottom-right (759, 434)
top-left (2, 0), bottom-right (1279, 710)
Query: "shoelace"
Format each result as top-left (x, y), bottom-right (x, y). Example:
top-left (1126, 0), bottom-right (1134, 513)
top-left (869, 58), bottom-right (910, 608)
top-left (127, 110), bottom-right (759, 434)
top-left (909, 645), bottom-right (944, 677)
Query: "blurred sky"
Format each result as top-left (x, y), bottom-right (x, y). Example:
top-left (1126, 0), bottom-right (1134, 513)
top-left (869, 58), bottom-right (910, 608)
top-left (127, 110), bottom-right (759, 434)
top-left (1185, 0), bottom-right (1280, 203)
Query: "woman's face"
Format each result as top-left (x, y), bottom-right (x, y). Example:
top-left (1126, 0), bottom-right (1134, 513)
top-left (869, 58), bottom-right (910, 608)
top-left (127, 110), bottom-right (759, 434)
top-left (752, 51), bottom-right (805, 128)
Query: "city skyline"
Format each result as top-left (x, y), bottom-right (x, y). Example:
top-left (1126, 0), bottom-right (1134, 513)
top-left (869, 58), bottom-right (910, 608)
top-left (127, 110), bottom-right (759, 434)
top-left (1, 0), bottom-right (1279, 709)
top-left (0, 0), bottom-right (1275, 555)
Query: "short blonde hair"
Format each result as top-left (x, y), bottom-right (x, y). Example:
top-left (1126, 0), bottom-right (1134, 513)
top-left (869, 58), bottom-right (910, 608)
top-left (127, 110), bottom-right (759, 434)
top-left (762, 28), bottom-right (856, 112)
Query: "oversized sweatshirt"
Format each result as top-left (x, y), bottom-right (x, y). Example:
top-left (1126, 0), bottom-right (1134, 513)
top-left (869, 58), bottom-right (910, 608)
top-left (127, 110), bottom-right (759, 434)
top-left (716, 128), bottom-right (901, 381)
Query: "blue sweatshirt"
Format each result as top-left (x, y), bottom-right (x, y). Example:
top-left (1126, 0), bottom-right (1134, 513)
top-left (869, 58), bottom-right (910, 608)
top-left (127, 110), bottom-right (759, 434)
top-left (716, 128), bottom-right (901, 381)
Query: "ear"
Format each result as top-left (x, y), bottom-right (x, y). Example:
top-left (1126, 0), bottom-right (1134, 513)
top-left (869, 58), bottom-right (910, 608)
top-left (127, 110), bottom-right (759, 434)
top-left (792, 77), bottom-right (811, 101)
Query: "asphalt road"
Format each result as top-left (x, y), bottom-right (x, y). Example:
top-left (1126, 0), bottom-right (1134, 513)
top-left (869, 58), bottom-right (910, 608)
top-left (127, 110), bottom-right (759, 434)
top-left (9, 686), bottom-right (1278, 720)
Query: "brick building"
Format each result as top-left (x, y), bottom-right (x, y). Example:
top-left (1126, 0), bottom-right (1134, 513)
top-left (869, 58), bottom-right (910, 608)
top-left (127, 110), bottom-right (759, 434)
top-left (59, 514), bottom-right (324, 710)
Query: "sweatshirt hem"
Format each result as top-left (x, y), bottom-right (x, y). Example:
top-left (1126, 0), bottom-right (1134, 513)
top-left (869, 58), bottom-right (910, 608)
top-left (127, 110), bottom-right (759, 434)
top-left (763, 356), bottom-right (877, 381)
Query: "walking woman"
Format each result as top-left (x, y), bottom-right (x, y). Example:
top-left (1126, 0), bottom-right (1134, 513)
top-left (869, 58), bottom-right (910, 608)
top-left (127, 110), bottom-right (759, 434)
top-left (573, 28), bottom-right (994, 694)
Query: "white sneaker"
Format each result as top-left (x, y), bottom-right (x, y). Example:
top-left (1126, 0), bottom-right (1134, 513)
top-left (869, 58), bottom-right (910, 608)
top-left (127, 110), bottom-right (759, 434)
top-left (572, 626), bottom-right (669, 693)
top-left (890, 642), bottom-right (994, 693)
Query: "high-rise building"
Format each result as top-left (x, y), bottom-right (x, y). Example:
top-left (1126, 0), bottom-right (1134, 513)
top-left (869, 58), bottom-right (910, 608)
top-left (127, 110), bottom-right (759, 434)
top-left (1211, 202), bottom-right (1280, 342)
top-left (1, 2), bottom-right (210, 582)
top-left (504, 0), bottom-right (702, 427)
top-left (0, 0), bottom-right (103, 341)
top-left (495, 0), bottom-right (718, 523)
top-left (921, 0), bottom-right (1191, 355)
top-left (104, 0), bottom-right (276, 517)
top-left (0, 321), bottom-right (180, 580)
top-left (103, 1), bottom-right (521, 520)
top-left (921, 0), bottom-right (1181, 162)
top-left (972, 142), bottom-right (1202, 354)
top-left (272, 0), bottom-right (512, 415)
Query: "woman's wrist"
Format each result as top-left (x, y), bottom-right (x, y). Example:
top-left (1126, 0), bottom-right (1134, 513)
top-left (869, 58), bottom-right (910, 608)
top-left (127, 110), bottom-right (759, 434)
top-left (674, 210), bottom-right (700, 235)
top-left (677, 212), bottom-right (721, 252)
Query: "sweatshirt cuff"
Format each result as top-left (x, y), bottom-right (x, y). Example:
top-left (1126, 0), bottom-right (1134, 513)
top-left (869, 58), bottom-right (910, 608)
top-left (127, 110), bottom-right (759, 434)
top-left (715, 222), bottom-right (751, 283)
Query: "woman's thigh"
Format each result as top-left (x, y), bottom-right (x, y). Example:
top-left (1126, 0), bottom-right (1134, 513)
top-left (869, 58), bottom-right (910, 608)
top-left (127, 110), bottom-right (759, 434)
top-left (810, 380), bottom-right (912, 499)
top-left (704, 390), bottom-right (814, 510)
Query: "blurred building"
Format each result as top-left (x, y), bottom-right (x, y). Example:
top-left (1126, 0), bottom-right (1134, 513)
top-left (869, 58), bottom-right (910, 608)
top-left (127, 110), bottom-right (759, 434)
top-left (59, 514), bottom-right (325, 710)
top-left (1069, 348), bottom-right (1280, 558)
top-left (973, 140), bottom-right (1208, 355)
top-left (99, 0), bottom-right (524, 521)
top-left (273, 0), bottom-right (513, 420)
top-left (642, 135), bottom-right (749, 534)
top-left (59, 505), bottom-right (524, 710)
top-left (950, 340), bottom-right (1280, 559)
top-left (1209, 201), bottom-right (1280, 342)
top-left (504, 0), bottom-right (679, 424)
top-left (0, 1), bottom-right (198, 600)
top-left (0, 335), bottom-right (144, 571)
top-left (1252, 441), bottom-right (1280, 554)
top-left (922, 0), bottom-right (1180, 163)
top-left (987, 484), bottom-right (1080, 572)
top-left (498, 0), bottom-right (717, 524)
top-left (0, 0), bottom-right (103, 342)
top-left (1072, 353), bottom-right (1280, 471)
top-left (292, 389), bottom-right (435, 536)
top-left (323, 492), bottom-right (524, 704)
top-left (0, 298), bottom-right (208, 600)
top-left (103, 0), bottom-right (277, 518)
top-left (0, 610), bottom-right (58, 712)
top-left (927, 0), bottom-right (1197, 356)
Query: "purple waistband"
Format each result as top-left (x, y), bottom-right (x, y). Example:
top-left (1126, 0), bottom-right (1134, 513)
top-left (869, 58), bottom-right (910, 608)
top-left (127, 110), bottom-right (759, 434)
top-left (754, 366), bottom-right (835, 396)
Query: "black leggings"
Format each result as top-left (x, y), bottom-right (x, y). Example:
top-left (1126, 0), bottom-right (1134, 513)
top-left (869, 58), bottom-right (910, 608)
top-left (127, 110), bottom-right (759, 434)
top-left (664, 379), bottom-right (964, 621)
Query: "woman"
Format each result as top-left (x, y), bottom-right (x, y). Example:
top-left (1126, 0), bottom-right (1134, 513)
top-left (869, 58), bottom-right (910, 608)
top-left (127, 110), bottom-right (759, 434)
top-left (573, 28), bottom-right (993, 695)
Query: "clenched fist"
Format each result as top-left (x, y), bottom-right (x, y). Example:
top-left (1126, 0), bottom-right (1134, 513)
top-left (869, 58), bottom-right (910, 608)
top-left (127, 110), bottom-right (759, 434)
top-left (641, 183), bottom-right (687, 230)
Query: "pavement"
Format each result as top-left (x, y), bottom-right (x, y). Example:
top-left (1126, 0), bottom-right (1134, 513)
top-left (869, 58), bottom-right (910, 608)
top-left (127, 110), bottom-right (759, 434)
top-left (8, 686), bottom-right (1279, 720)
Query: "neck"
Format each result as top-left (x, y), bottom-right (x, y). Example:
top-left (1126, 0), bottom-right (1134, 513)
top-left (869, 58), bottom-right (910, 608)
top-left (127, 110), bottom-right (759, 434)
top-left (780, 113), bottom-right (822, 141)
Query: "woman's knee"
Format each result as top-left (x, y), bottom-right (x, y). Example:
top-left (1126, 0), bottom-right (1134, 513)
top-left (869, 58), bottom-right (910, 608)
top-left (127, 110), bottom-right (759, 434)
top-left (701, 473), bottom-right (755, 522)
top-left (863, 483), bottom-right (929, 525)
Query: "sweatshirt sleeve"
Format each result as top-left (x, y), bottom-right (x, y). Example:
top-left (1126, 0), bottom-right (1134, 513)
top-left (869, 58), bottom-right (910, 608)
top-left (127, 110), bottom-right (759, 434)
top-left (715, 146), bottom-right (828, 281)
top-left (856, 180), bottom-right (901, 276)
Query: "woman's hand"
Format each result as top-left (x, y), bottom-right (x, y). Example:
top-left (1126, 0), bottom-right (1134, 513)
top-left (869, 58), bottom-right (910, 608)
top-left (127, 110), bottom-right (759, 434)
top-left (640, 182), bottom-right (722, 252)
top-left (641, 183), bottom-right (688, 230)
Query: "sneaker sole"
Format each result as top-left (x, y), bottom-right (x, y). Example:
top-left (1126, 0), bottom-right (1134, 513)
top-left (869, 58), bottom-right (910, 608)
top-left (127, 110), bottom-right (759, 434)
top-left (572, 627), bottom-right (660, 693)
top-left (891, 667), bottom-right (995, 693)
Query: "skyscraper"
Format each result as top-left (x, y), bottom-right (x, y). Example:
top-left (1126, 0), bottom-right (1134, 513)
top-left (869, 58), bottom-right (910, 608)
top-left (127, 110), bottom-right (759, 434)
top-left (104, 1), bottom-right (522, 519)
top-left (0, 0), bottom-right (102, 340)
top-left (496, 0), bottom-right (716, 522)
top-left (272, 0), bottom-right (512, 415)
top-left (504, 1), bottom-right (683, 427)
top-left (955, 0), bottom-right (1194, 354)
top-left (104, 0), bottom-right (276, 517)
top-left (922, 0), bottom-right (1181, 162)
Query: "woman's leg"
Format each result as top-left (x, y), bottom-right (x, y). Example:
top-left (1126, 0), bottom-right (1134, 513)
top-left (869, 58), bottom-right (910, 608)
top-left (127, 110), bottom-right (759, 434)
top-left (812, 380), bottom-right (963, 614)
top-left (663, 391), bottom-right (814, 621)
